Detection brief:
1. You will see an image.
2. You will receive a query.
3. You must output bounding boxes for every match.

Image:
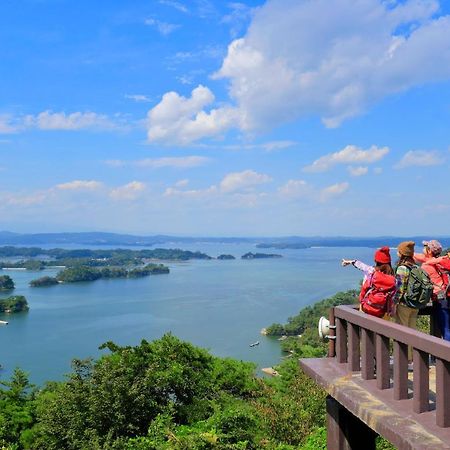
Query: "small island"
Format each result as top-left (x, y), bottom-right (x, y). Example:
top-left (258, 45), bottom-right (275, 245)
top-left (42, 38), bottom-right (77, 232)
top-left (30, 263), bottom-right (170, 286)
top-left (217, 254), bottom-right (236, 260)
top-left (241, 252), bottom-right (282, 259)
top-left (29, 276), bottom-right (59, 287)
top-left (0, 275), bottom-right (15, 290)
top-left (0, 295), bottom-right (29, 313)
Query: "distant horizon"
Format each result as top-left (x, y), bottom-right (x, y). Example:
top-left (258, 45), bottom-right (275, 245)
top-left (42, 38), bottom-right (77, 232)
top-left (1, 230), bottom-right (450, 240)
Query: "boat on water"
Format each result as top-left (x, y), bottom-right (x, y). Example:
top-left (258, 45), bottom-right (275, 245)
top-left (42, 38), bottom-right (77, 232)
top-left (249, 341), bottom-right (260, 347)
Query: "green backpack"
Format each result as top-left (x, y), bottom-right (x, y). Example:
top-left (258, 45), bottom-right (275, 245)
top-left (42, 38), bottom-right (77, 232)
top-left (403, 265), bottom-right (433, 309)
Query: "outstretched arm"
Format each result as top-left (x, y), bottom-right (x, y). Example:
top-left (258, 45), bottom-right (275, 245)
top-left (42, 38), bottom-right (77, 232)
top-left (342, 259), bottom-right (374, 277)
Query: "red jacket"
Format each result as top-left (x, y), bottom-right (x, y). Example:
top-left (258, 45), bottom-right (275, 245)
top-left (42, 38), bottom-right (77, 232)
top-left (414, 254), bottom-right (449, 296)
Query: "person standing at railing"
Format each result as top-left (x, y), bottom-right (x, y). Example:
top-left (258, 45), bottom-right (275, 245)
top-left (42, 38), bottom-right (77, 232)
top-left (394, 241), bottom-right (418, 364)
top-left (341, 246), bottom-right (396, 319)
top-left (414, 240), bottom-right (450, 341)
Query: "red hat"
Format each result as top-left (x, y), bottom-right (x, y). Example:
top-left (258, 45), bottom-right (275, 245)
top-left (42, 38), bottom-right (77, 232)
top-left (374, 246), bottom-right (391, 264)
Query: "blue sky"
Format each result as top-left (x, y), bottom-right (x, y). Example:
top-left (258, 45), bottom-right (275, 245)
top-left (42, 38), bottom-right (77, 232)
top-left (1, 0), bottom-right (450, 236)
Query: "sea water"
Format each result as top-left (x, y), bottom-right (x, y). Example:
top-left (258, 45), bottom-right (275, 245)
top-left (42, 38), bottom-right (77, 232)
top-left (0, 244), bottom-right (374, 385)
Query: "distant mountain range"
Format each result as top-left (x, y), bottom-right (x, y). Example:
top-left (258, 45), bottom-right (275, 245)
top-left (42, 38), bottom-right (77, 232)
top-left (0, 231), bottom-right (449, 249)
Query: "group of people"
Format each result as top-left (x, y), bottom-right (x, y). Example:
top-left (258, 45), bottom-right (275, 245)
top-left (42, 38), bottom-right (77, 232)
top-left (342, 240), bottom-right (450, 347)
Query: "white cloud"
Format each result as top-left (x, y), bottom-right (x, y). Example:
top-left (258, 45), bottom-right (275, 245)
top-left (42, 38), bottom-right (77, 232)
top-left (147, 85), bottom-right (240, 145)
top-left (373, 167), bottom-right (383, 175)
top-left (0, 115), bottom-right (18, 134)
top-left (125, 94), bottom-right (152, 103)
top-left (145, 18), bottom-right (180, 35)
top-left (320, 182), bottom-right (350, 202)
top-left (196, 140), bottom-right (296, 151)
top-left (106, 156), bottom-right (210, 169)
top-left (222, 2), bottom-right (253, 37)
top-left (304, 145), bottom-right (389, 172)
top-left (110, 181), bottom-right (146, 200)
top-left (175, 179), bottom-right (189, 187)
top-left (1, 192), bottom-right (48, 206)
top-left (347, 166), bottom-right (369, 177)
top-left (159, 0), bottom-right (189, 13)
top-left (56, 180), bottom-right (103, 191)
top-left (25, 111), bottom-right (117, 131)
top-left (150, 0), bottom-right (450, 142)
top-left (136, 156), bottom-right (209, 168)
top-left (164, 185), bottom-right (218, 198)
top-left (278, 179), bottom-right (309, 198)
top-left (395, 150), bottom-right (444, 168)
top-left (219, 169), bottom-right (272, 193)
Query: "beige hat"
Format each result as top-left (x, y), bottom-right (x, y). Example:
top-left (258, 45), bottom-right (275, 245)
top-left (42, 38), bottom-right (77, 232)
top-left (398, 241), bottom-right (415, 257)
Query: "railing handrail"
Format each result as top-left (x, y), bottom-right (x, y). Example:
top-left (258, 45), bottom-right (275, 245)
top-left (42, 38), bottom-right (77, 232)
top-left (334, 305), bottom-right (450, 362)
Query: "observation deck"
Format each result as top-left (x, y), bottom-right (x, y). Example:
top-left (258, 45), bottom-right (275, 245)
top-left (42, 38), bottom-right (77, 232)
top-left (300, 305), bottom-right (450, 449)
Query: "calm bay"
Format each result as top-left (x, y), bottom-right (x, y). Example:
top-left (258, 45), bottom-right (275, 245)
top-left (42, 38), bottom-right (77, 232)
top-left (0, 244), bottom-right (374, 385)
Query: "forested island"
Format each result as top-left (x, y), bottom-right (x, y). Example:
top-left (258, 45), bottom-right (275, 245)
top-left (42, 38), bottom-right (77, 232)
top-left (241, 252), bottom-right (282, 259)
top-left (30, 263), bottom-right (169, 286)
top-left (0, 295), bottom-right (29, 313)
top-left (0, 275), bottom-right (15, 290)
top-left (0, 247), bottom-right (212, 271)
top-left (29, 276), bottom-right (59, 287)
top-left (217, 254), bottom-right (236, 260)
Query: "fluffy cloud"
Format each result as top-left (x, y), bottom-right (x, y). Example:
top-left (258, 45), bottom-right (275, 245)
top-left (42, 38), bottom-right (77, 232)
top-left (149, 0), bottom-right (450, 143)
top-left (348, 166), bottom-right (369, 177)
top-left (304, 145), bottom-right (389, 172)
top-left (147, 85), bottom-right (240, 145)
top-left (56, 180), bottom-right (103, 191)
top-left (110, 181), bottom-right (146, 200)
top-left (320, 182), bottom-right (350, 202)
top-left (219, 169), bottom-right (272, 193)
top-left (395, 150), bottom-right (444, 168)
top-left (278, 179), bottom-right (309, 198)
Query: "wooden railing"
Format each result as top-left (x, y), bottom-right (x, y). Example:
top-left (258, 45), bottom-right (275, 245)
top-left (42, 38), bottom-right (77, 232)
top-left (329, 305), bottom-right (450, 428)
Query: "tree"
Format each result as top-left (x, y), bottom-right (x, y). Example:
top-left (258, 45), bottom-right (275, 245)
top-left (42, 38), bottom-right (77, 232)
top-left (0, 275), bottom-right (15, 291)
top-left (29, 276), bottom-right (58, 287)
top-left (0, 296), bottom-right (29, 313)
top-left (0, 368), bottom-right (36, 448)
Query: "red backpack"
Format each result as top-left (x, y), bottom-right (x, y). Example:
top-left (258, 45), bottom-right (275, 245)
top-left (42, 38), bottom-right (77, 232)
top-left (360, 271), bottom-right (396, 318)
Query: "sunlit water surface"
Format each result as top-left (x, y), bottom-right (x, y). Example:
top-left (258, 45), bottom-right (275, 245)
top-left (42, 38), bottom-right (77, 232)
top-left (0, 244), bottom-right (374, 384)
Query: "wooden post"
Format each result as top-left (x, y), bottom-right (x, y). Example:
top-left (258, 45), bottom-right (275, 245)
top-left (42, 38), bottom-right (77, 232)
top-left (436, 358), bottom-right (450, 427)
top-left (413, 349), bottom-right (429, 414)
top-left (348, 323), bottom-right (360, 372)
top-left (393, 341), bottom-right (409, 400)
top-left (336, 318), bottom-right (347, 364)
top-left (361, 328), bottom-right (375, 380)
top-left (376, 334), bottom-right (390, 389)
